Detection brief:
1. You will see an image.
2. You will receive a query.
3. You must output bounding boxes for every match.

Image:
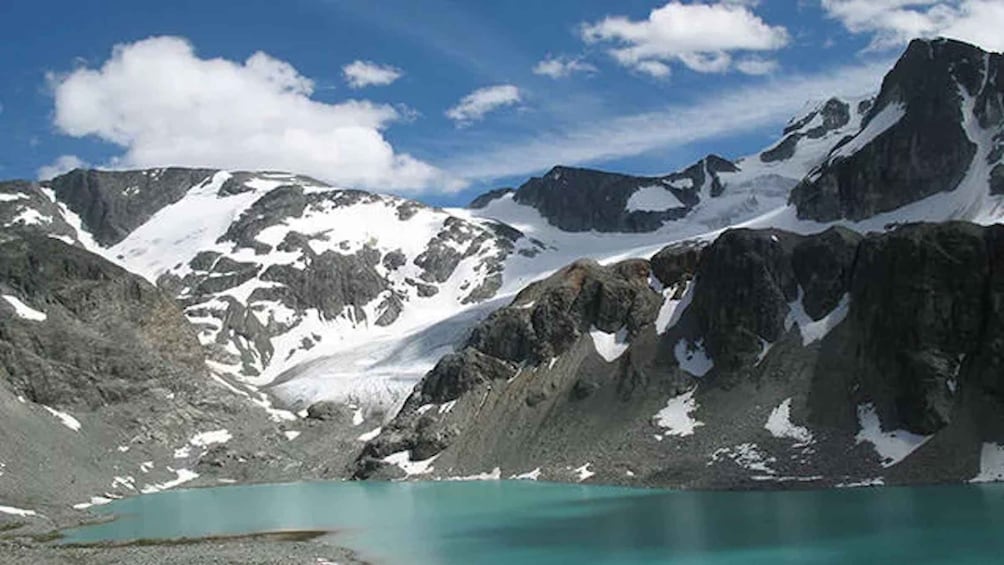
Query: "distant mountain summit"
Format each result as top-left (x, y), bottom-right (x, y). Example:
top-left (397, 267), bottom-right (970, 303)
top-left (792, 38), bottom-right (1004, 222)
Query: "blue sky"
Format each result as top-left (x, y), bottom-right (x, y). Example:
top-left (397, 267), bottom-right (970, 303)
top-left (1, 0), bottom-right (1002, 206)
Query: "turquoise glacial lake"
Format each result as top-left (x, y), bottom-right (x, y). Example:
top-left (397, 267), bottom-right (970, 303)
top-left (62, 480), bottom-right (1004, 564)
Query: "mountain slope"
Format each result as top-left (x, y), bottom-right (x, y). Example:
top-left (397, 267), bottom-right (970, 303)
top-left (3, 37), bottom-right (1004, 496)
top-left (355, 222), bottom-right (1004, 487)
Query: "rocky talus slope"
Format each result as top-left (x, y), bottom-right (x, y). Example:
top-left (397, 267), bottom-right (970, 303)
top-left (356, 222), bottom-right (1004, 487)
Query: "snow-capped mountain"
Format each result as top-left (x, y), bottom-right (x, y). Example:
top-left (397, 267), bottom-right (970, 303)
top-left (3, 37), bottom-right (1004, 494)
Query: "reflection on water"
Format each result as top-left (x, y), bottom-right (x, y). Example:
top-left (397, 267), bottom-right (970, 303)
top-left (63, 481), bottom-right (1004, 565)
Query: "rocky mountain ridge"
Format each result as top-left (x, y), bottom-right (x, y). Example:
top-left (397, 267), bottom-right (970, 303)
top-left (2, 37), bottom-right (1004, 528)
top-left (355, 221), bottom-right (1004, 488)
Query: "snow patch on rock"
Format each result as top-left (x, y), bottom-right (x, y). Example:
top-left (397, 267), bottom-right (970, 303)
top-left (0, 505), bottom-right (37, 517)
top-left (589, 327), bottom-right (629, 362)
top-left (765, 398), bottom-right (813, 445)
top-left (655, 388), bottom-right (703, 437)
top-left (511, 467), bottom-right (542, 481)
top-left (786, 291), bottom-right (849, 345)
top-left (383, 451), bottom-right (438, 476)
top-left (189, 429), bottom-right (232, 447)
top-left (42, 405), bottom-right (81, 431)
top-left (2, 295), bottom-right (47, 322)
top-left (573, 463), bottom-right (595, 482)
top-left (855, 403), bottom-right (932, 468)
top-left (656, 280), bottom-right (694, 335)
top-left (626, 185), bottom-right (685, 212)
top-left (972, 443), bottom-right (1004, 483)
top-left (674, 339), bottom-right (713, 377)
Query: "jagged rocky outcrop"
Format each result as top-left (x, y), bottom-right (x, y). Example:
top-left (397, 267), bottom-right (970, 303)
top-left (761, 98), bottom-right (858, 163)
top-left (355, 222), bottom-right (1004, 488)
top-left (498, 156), bottom-right (738, 233)
top-left (48, 168), bottom-right (217, 246)
top-left (791, 38), bottom-right (1004, 222)
top-left (0, 228), bottom-right (330, 514)
top-left (354, 258), bottom-right (666, 478)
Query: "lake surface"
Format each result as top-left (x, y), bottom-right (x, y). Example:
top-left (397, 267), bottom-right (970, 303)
top-left (62, 480), bottom-right (1004, 564)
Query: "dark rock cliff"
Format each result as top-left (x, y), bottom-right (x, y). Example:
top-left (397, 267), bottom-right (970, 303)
top-left (355, 222), bottom-right (1004, 488)
top-left (791, 39), bottom-right (1003, 222)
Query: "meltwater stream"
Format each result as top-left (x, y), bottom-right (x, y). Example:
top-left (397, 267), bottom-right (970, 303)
top-left (62, 481), bottom-right (1004, 564)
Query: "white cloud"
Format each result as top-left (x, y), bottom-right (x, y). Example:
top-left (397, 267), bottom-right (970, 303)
top-left (581, 1), bottom-right (789, 75)
top-left (342, 60), bottom-right (403, 88)
top-left (822, 0), bottom-right (1004, 51)
top-left (533, 56), bottom-right (598, 79)
top-left (445, 85), bottom-right (521, 126)
top-left (49, 36), bottom-right (458, 192)
top-left (735, 57), bottom-right (780, 75)
top-left (636, 60), bottom-right (674, 78)
top-left (444, 59), bottom-right (890, 181)
top-left (37, 155), bottom-right (88, 180)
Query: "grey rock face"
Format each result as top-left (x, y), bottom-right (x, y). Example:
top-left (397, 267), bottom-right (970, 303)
top-left (257, 247), bottom-right (387, 324)
top-left (0, 231), bottom-right (206, 408)
top-left (791, 39), bottom-right (1001, 222)
top-left (0, 181), bottom-right (81, 243)
top-left (469, 188), bottom-right (514, 209)
top-left (507, 156), bottom-right (736, 233)
top-left (353, 257), bottom-right (663, 477)
top-left (46, 168), bottom-right (216, 246)
top-left (761, 98), bottom-right (855, 163)
top-left (354, 222), bottom-right (1004, 488)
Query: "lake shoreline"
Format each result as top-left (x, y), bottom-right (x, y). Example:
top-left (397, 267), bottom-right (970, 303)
top-left (1, 527), bottom-right (371, 565)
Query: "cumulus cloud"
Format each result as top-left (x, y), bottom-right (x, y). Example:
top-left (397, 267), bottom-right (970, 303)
top-left (445, 85), bottom-right (521, 126)
top-left (49, 36), bottom-right (458, 192)
top-left (37, 155), bottom-right (87, 180)
top-left (342, 60), bottom-right (404, 88)
top-left (822, 0), bottom-right (1004, 51)
top-left (533, 56), bottom-right (598, 79)
top-left (581, 1), bottom-right (789, 76)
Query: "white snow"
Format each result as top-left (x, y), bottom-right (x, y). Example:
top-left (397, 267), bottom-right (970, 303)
top-left (656, 280), bottom-right (694, 335)
top-left (830, 103), bottom-right (905, 159)
top-left (674, 339), bottom-right (713, 377)
top-left (626, 185), bottom-right (685, 212)
top-left (972, 443), bottom-right (1004, 483)
top-left (589, 327), bottom-right (629, 362)
top-left (447, 467), bottom-right (502, 481)
top-left (0, 505), bottom-right (37, 517)
top-left (112, 476), bottom-right (136, 491)
top-left (283, 430), bottom-right (302, 441)
top-left (855, 403), bottom-right (932, 468)
top-left (140, 468), bottom-right (199, 494)
top-left (655, 388), bottom-right (704, 437)
top-left (2, 295), bottom-right (47, 322)
top-left (357, 427), bottom-right (382, 441)
top-left (764, 398), bottom-right (814, 445)
top-left (573, 463), bottom-right (595, 482)
top-left (352, 407), bottom-right (365, 426)
top-left (710, 443), bottom-right (776, 475)
top-left (140, 461), bottom-right (154, 473)
top-left (383, 451), bottom-right (438, 476)
top-left (72, 496), bottom-right (114, 510)
top-left (174, 446), bottom-right (191, 459)
top-left (511, 467), bottom-right (542, 481)
top-left (786, 291), bottom-right (849, 345)
top-left (9, 208), bottom-right (49, 226)
top-left (42, 405), bottom-right (81, 431)
top-left (189, 429), bottom-right (232, 447)
top-left (836, 478), bottom-right (886, 488)
top-left (0, 193), bottom-right (28, 202)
